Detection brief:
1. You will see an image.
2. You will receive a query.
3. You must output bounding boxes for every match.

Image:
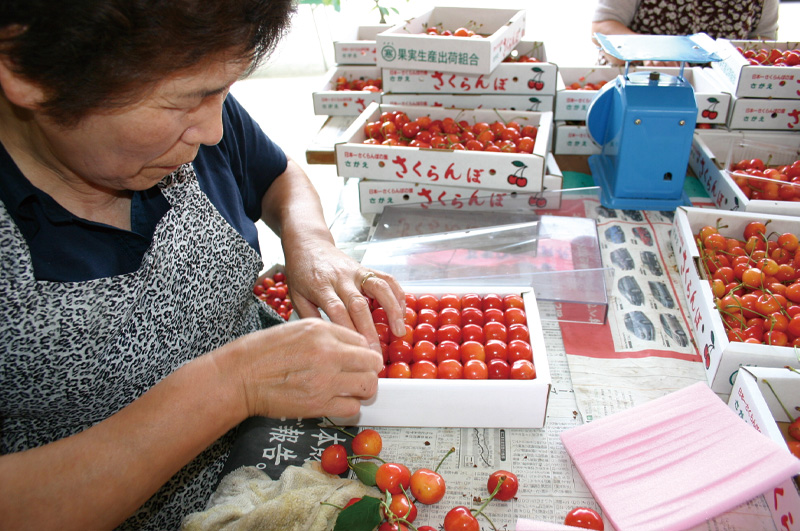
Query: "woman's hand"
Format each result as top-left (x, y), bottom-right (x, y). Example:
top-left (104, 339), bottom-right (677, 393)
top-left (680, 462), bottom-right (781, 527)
top-left (284, 239), bottom-right (405, 352)
top-left (260, 158), bottom-right (406, 352)
top-left (219, 318), bottom-right (385, 420)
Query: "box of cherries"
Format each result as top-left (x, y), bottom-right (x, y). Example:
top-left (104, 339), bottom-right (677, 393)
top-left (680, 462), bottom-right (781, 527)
top-left (712, 39), bottom-right (800, 100)
top-left (329, 285), bottom-right (552, 429)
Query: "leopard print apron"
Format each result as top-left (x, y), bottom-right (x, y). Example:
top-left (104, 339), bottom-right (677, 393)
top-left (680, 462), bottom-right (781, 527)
top-left (630, 0), bottom-right (764, 39)
top-left (0, 163), bottom-right (283, 530)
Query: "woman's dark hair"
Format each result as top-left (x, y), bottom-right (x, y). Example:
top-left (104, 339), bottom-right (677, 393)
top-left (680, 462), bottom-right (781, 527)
top-left (0, 0), bottom-right (295, 125)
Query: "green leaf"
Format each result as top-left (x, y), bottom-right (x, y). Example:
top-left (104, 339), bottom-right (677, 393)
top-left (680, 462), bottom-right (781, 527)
top-left (333, 496), bottom-right (383, 531)
top-left (351, 461), bottom-right (379, 486)
top-left (512, 160), bottom-right (526, 168)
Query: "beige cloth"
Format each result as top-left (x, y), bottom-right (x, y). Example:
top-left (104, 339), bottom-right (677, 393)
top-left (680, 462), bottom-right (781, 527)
top-left (181, 462), bottom-right (380, 531)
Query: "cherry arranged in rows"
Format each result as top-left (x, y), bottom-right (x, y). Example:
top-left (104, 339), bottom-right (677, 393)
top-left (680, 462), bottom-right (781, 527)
top-left (371, 292), bottom-right (537, 380)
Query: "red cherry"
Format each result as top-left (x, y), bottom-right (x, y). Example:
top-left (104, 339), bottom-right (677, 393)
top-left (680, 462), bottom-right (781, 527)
top-left (375, 462), bottom-right (411, 494)
top-left (564, 507), bottom-right (604, 530)
top-left (487, 469), bottom-right (519, 500)
top-left (320, 444), bottom-right (348, 475)
top-left (410, 468), bottom-right (447, 504)
top-left (444, 506), bottom-right (479, 531)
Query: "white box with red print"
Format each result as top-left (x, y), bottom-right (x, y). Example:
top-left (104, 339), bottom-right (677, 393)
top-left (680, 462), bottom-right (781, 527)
top-left (711, 39), bottom-right (800, 100)
top-left (313, 66), bottom-right (383, 116)
top-left (671, 206), bottom-right (800, 393)
top-left (334, 102), bottom-right (553, 193)
top-left (356, 157), bottom-right (563, 214)
top-left (381, 40), bottom-right (558, 96)
top-left (726, 95), bottom-right (800, 131)
top-left (728, 366), bottom-right (800, 531)
top-left (328, 285), bottom-right (551, 428)
top-left (375, 7), bottom-right (526, 76)
top-left (689, 130), bottom-right (800, 216)
top-left (333, 25), bottom-right (390, 65)
top-left (555, 66), bottom-right (731, 124)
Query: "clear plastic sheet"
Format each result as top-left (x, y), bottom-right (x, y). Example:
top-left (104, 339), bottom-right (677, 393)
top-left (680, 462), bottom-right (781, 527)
top-left (359, 207), bottom-right (610, 323)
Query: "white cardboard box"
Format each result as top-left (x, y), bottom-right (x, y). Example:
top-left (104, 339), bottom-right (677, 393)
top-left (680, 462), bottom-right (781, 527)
top-left (555, 66), bottom-right (732, 124)
top-left (553, 122), bottom-right (601, 155)
top-left (312, 66), bottom-right (383, 116)
top-left (380, 92), bottom-right (554, 113)
top-left (334, 102), bottom-right (553, 193)
top-left (712, 39), bottom-right (800, 100)
top-left (689, 131), bottom-right (800, 215)
top-left (729, 367), bottom-right (800, 531)
top-left (375, 7), bottom-right (526, 75)
top-left (329, 285), bottom-right (551, 428)
top-left (381, 40), bottom-right (558, 96)
top-left (672, 206), bottom-right (800, 393)
top-left (358, 154), bottom-right (563, 213)
top-left (554, 66), bottom-right (623, 121)
top-left (727, 96), bottom-right (800, 131)
top-left (333, 25), bottom-right (390, 65)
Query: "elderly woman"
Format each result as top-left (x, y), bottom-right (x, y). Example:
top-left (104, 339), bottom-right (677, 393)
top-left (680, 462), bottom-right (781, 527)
top-left (0, 1), bottom-right (405, 529)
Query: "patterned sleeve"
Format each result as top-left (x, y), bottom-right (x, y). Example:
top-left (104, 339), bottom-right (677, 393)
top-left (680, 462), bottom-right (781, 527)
top-left (591, 0), bottom-right (640, 25)
top-left (752, 0), bottom-right (778, 40)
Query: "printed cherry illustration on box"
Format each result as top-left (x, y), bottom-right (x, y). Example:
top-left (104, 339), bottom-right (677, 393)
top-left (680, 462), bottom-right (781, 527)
top-left (527, 67), bottom-right (545, 91)
top-left (528, 194), bottom-right (547, 208)
top-left (703, 336), bottom-right (713, 370)
top-left (701, 97), bottom-right (720, 120)
top-left (508, 160), bottom-right (529, 187)
top-left (526, 97), bottom-right (542, 112)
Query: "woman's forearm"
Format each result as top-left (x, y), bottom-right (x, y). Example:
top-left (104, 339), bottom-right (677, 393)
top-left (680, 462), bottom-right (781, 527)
top-left (0, 346), bottom-right (246, 530)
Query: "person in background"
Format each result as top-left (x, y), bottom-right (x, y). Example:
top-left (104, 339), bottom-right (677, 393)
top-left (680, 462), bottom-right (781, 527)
top-left (0, 1), bottom-right (405, 529)
top-left (591, 0), bottom-right (779, 65)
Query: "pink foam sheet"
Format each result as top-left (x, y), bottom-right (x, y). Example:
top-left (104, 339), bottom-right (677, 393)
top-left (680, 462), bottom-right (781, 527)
top-left (516, 519), bottom-right (598, 530)
top-left (560, 382), bottom-right (800, 531)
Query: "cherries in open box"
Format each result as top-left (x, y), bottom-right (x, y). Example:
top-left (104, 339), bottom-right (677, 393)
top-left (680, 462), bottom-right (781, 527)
top-left (328, 285), bottom-right (551, 429)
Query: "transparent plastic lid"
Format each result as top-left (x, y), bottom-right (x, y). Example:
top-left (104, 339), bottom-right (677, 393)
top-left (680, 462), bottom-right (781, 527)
top-left (359, 209), bottom-right (610, 318)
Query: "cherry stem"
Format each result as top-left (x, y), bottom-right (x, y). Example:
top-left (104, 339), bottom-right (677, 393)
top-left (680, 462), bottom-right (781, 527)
top-left (348, 453), bottom-right (387, 464)
top-left (322, 417), bottom-right (356, 439)
top-left (470, 476), bottom-right (504, 531)
top-left (762, 378), bottom-right (797, 422)
top-left (320, 501), bottom-right (345, 510)
top-left (434, 447), bottom-right (456, 473)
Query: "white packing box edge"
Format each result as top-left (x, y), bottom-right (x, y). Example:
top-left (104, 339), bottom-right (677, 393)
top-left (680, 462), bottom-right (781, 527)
top-left (381, 40), bottom-right (558, 96)
top-left (333, 24), bottom-right (391, 65)
top-left (334, 102), bottom-right (553, 193)
top-left (328, 284), bottom-right (552, 428)
top-left (312, 65), bottom-right (383, 116)
top-left (555, 66), bottom-right (732, 124)
top-left (357, 153), bottom-right (564, 214)
top-left (375, 7), bottom-right (526, 75)
top-left (728, 366), bottom-right (800, 531)
top-left (689, 131), bottom-right (800, 215)
top-left (711, 39), bottom-right (800, 100)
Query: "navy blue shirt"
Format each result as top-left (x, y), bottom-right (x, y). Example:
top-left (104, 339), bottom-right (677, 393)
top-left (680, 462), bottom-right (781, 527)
top-left (0, 95), bottom-right (287, 282)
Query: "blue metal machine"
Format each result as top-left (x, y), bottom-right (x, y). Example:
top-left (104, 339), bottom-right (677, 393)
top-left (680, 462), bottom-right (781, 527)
top-left (586, 34), bottom-right (721, 210)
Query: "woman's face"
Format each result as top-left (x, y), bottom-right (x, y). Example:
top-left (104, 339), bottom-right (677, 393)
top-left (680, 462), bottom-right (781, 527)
top-left (35, 56), bottom-right (250, 192)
